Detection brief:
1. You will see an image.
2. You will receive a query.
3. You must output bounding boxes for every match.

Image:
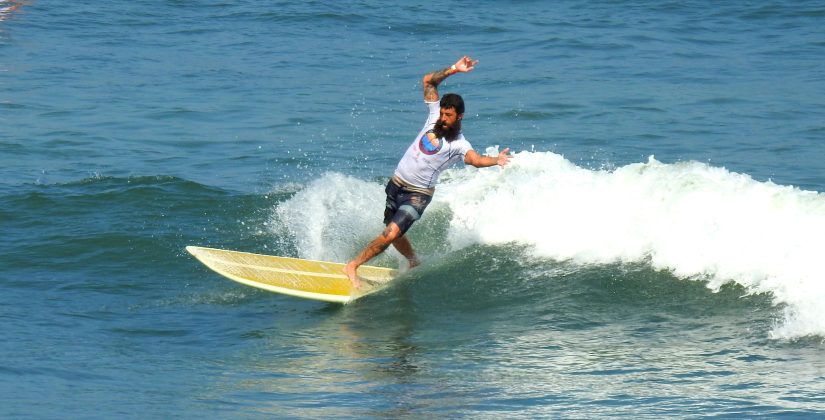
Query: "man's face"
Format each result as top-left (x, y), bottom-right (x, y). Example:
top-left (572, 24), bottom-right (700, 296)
top-left (438, 107), bottom-right (461, 130)
top-left (434, 106), bottom-right (462, 140)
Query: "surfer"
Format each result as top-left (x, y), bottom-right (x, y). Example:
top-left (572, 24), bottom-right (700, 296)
top-left (345, 55), bottom-right (511, 287)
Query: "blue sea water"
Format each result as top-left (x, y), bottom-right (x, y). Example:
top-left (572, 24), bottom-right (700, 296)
top-left (2, 0), bottom-right (825, 417)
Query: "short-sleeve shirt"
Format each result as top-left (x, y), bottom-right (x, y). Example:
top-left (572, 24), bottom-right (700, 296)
top-left (393, 101), bottom-right (474, 190)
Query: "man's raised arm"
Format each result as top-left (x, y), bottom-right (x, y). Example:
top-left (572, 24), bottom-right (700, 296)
top-left (422, 55), bottom-right (479, 102)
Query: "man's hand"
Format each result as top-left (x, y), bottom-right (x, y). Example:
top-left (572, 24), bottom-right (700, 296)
top-left (496, 148), bottom-right (512, 166)
top-left (453, 56), bottom-right (479, 73)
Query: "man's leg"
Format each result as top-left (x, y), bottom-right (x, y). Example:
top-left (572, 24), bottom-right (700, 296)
top-left (391, 235), bottom-right (419, 269)
top-left (344, 222), bottom-right (402, 288)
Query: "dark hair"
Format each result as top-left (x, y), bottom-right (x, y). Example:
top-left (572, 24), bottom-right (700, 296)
top-left (440, 93), bottom-right (465, 115)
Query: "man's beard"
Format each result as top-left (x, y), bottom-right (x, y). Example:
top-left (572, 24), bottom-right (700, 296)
top-left (433, 119), bottom-right (461, 141)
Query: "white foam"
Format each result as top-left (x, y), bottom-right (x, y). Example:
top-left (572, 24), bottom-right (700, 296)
top-left (437, 151), bottom-right (825, 339)
top-left (271, 153), bottom-right (825, 339)
top-left (270, 172), bottom-right (398, 265)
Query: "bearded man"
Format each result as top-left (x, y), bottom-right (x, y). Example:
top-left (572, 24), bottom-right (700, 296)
top-left (345, 55), bottom-right (511, 287)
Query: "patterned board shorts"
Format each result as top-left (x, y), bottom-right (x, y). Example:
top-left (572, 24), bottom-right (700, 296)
top-left (383, 178), bottom-right (433, 235)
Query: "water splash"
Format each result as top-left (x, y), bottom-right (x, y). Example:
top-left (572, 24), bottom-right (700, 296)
top-left (271, 152), bottom-right (825, 339)
top-left (438, 151), bottom-right (825, 339)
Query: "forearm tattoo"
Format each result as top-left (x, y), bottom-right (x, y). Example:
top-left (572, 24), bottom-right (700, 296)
top-left (424, 67), bottom-right (453, 101)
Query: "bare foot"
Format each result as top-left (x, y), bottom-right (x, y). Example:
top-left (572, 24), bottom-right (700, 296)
top-left (344, 262), bottom-right (361, 289)
top-left (408, 257), bottom-right (420, 270)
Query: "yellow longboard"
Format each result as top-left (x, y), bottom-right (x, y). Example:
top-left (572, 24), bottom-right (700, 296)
top-left (186, 246), bottom-right (396, 304)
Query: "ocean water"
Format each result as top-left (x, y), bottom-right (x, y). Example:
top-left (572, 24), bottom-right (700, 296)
top-left (2, 0), bottom-right (825, 417)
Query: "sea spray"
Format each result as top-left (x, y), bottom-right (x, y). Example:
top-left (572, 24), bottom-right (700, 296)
top-left (438, 151), bottom-right (825, 339)
top-left (271, 152), bottom-right (825, 339)
top-left (270, 173), bottom-right (397, 265)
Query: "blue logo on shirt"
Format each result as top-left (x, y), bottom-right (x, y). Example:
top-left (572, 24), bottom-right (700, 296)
top-left (419, 130), bottom-right (441, 155)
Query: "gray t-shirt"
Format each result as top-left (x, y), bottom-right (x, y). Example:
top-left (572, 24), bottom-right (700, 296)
top-left (393, 101), bottom-right (473, 189)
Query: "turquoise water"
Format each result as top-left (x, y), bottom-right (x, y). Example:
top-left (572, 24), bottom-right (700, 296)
top-left (2, 1), bottom-right (825, 417)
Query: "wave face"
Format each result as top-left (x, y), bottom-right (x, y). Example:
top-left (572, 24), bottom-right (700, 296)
top-left (273, 151), bottom-right (825, 339)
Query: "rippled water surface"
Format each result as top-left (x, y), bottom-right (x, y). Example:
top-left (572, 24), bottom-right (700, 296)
top-left (2, 1), bottom-right (825, 417)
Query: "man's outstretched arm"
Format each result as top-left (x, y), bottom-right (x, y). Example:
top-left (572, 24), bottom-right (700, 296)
top-left (423, 55), bottom-right (479, 102)
top-left (464, 148), bottom-right (512, 168)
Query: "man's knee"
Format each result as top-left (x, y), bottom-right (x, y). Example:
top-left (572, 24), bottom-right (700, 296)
top-left (380, 223), bottom-right (402, 242)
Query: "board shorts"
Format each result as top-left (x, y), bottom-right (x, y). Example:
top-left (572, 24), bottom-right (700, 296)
top-left (383, 176), bottom-right (433, 235)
